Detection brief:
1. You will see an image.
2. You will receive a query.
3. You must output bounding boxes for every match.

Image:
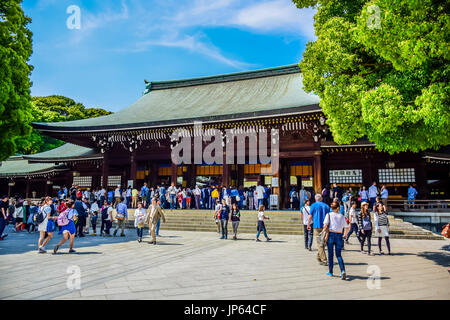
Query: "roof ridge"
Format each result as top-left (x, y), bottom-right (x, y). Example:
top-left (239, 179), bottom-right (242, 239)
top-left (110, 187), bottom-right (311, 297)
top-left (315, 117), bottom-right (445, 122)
top-left (145, 64), bottom-right (301, 92)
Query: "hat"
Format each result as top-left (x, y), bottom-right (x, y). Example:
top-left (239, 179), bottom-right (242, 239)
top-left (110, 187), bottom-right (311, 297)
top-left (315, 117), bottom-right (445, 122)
top-left (361, 201), bottom-right (368, 206)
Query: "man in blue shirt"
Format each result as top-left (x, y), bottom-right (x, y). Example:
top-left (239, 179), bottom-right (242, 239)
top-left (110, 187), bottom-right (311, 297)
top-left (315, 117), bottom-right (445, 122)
top-left (307, 194), bottom-right (330, 266)
top-left (113, 197), bottom-right (128, 237)
top-left (368, 182), bottom-right (378, 209)
top-left (407, 184), bottom-right (418, 208)
top-left (380, 184), bottom-right (389, 208)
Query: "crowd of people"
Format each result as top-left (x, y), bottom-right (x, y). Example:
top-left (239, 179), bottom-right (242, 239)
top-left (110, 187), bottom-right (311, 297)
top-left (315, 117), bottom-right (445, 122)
top-left (54, 182), bottom-right (274, 211)
top-left (0, 180), bottom-right (408, 280)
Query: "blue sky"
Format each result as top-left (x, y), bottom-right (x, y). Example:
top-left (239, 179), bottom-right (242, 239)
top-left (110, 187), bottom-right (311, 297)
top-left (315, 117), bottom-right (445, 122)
top-left (23, 0), bottom-right (316, 112)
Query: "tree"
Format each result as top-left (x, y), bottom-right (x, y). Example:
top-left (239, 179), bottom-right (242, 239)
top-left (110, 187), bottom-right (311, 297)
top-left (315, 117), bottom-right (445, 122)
top-left (14, 95), bottom-right (112, 154)
top-left (0, 0), bottom-right (33, 160)
top-left (293, 0), bottom-right (449, 153)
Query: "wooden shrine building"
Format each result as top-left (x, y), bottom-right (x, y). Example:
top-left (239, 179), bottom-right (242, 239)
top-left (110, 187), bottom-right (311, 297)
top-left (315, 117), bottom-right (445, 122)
top-left (0, 65), bottom-right (449, 207)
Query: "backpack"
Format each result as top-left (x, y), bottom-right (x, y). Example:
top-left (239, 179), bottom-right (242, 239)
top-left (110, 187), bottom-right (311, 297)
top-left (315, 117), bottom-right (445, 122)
top-left (34, 208), bottom-right (45, 224)
top-left (101, 207), bottom-right (109, 220)
top-left (57, 208), bottom-right (71, 226)
top-left (342, 194), bottom-right (349, 202)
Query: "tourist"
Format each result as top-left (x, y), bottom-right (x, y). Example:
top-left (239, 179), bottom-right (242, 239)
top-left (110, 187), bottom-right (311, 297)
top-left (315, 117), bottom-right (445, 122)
top-left (247, 187), bottom-right (254, 210)
top-left (219, 199), bottom-right (230, 239)
top-left (0, 196), bottom-right (9, 240)
top-left (131, 186), bottom-right (138, 208)
top-left (134, 202), bottom-right (146, 243)
top-left (368, 182), bottom-right (378, 209)
top-left (323, 201), bottom-right (349, 280)
top-left (372, 196), bottom-right (384, 213)
top-left (53, 200), bottom-right (77, 254)
top-left (230, 202), bottom-right (240, 240)
top-left (37, 197), bottom-right (57, 253)
top-left (300, 186), bottom-right (309, 209)
top-left (342, 189), bottom-right (352, 215)
top-left (256, 205), bottom-right (271, 242)
top-left (74, 197), bottom-right (86, 237)
top-left (160, 184), bottom-right (167, 209)
top-left (290, 187), bottom-right (299, 209)
top-left (14, 200), bottom-right (25, 231)
top-left (211, 186), bottom-right (219, 210)
top-left (332, 183), bottom-right (342, 201)
top-left (300, 199), bottom-right (313, 250)
top-left (27, 201), bottom-right (38, 233)
top-left (98, 187), bottom-right (106, 207)
top-left (101, 201), bottom-right (113, 237)
top-left (380, 185), bottom-right (389, 209)
top-left (358, 202), bottom-right (373, 255)
top-left (156, 198), bottom-right (163, 236)
top-left (113, 197), bottom-right (128, 237)
top-left (359, 186), bottom-right (368, 204)
top-left (114, 185), bottom-right (122, 208)
top-left (238, 186), bottom-right (244, 210)
top-left (168, 183), bottom-right (177, 209)
top-left (374, 203), bottom-right (391, 255)
top-left (255, 183), bottom-right (265, 208)
top-left (214, 199), bottom-right (222, 233)
top-left (344, 201), bottom-right (360, 244)
top-left (178, 189), bottom-right (184, 209)
top-left (307, 194), bottom-right (330, 266)
top-left (141, 183), bottom-right (149, 208)
top-left (107, 188), bottom-right (114, 205)
top-left (321, 184), bottom-right (331, 205)
top-left (90, 200), bottom-right (99, 236)
top-left (125, 186), bottom-right (132, 208)
top-left (193, 185), bottom-right (201, 210)
top-left (83, 198), bottom-right (91, 235)
top-left (144, 197), bottom-right (166, 245)
top-left (185, 188), bottom-right (192, 209)
top-left (407, 184), bottom-right (418, 208)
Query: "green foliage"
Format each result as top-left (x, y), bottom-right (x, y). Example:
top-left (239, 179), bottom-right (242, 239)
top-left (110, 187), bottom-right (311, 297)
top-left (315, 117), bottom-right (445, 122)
top-left (0, 0), bottom-right (33, 161)
top-left (293, 0), bottom-right (449, 153)
top-left (14, 95), bottom-right (112, 154)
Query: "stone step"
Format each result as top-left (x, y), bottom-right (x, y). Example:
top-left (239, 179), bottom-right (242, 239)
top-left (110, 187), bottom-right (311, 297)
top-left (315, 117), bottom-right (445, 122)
top-left (116, 209), bottom-right (444, 240)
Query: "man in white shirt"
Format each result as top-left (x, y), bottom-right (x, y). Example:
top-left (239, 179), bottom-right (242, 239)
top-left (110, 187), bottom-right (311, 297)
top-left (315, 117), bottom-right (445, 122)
top-left (368, 182), bottom-right (378, 210)
top-left (193, 186), bottom-right (202, 210)
top-left (114, 185), bottom-right (121, 208)
top-left (255, 184), bottom-right (265, 208)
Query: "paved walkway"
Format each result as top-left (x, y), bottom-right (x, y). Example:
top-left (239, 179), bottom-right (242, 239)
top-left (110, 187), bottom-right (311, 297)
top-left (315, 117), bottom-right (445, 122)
top-left (0, 226), bottom-right (449, 300)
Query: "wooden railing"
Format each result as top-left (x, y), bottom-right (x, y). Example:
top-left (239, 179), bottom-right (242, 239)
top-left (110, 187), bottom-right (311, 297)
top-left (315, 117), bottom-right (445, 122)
top-left (387, 199), bottom-right (450, 212)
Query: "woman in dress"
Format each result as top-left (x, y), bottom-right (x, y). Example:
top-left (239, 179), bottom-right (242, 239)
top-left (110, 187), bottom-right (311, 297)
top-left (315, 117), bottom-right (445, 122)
top-left (53, 200), bottom-right (77, 254)
top-left (374, 203), bottom-right (391, 255)
top-left (37, 197), bottom-right (57, 253)
top-left (134, 202), bottom-right (146, 243)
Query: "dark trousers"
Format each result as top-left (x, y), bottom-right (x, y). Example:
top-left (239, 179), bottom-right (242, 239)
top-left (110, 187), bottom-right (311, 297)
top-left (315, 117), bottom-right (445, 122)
top-left (345, 223), bottom-right (361, 242)
top-left (77, 217), bottom-right (86, 236)
top-left (105, 220), bottom-right (112, 234)
top-left (378, 236), bottom-right (391, 253)
top-left (136, 227), bottom-right (143, 238)
top-left (0, 219), bottom-right (6, 237)
top-left (100, 218), bottom-right (106, 234)
top-left (195, 195), bottom-right (201, 209)
top-left (220, 219), bottom-right (228, 238)
top-left (360, 229), bottom-right (372, 253)
top-left (91, 223), bottom-right (97, 234)
top-left (303, 225), bottom-right (313, 249)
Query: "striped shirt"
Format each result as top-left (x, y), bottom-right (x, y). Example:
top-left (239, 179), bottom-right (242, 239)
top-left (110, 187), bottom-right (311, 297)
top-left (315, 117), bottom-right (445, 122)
top-left (375, 212), bottom-right (389, 227)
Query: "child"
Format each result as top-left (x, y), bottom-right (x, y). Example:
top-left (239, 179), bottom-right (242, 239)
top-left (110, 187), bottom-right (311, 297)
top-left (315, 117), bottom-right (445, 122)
top-left (134, 202), bottom-right (146, 242)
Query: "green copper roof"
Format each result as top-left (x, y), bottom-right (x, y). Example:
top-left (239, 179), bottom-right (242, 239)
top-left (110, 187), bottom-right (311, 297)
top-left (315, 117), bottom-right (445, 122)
top-left (33, 65), bottom-right (320, 133)
top-left (0, 157), bottom-right (65, 177)
top-left (23, 143), bottom-right (99, 162)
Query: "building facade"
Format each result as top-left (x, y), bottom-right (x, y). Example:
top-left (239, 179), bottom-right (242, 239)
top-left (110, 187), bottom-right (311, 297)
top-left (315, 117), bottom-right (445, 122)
top-left (0, 65), bottom-right (448, 207)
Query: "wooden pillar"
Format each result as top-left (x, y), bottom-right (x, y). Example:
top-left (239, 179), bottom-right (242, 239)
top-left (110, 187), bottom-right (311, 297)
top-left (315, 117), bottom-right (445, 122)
top-left (150, 162), bottom-right (158, 187)
top-left (130, 150), bottom-right (137, 187)
top-left (313, 152), bottom-right (322, 194)
top-left (102, 152), bottom-right (109, 189)
top-left (222, 152), bottom-right (229, 187)
top-left (171, 163), bottom-right (177, 185)
top-left (25, 180), bottom-right (30, 199)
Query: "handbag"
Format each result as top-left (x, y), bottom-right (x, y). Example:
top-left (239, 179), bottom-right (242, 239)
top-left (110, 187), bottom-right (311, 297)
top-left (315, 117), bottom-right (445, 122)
top-left (441, 223), bottom-right (450, 239)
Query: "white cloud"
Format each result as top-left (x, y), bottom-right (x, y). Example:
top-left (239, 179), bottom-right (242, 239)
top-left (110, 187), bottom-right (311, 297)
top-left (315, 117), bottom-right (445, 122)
top-left (135, 33), bottom-right (254, 69)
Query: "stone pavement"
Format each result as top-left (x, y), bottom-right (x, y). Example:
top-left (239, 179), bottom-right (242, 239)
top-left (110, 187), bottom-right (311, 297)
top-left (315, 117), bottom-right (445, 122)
top-left (0, 226), bottom-right (449, 300)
